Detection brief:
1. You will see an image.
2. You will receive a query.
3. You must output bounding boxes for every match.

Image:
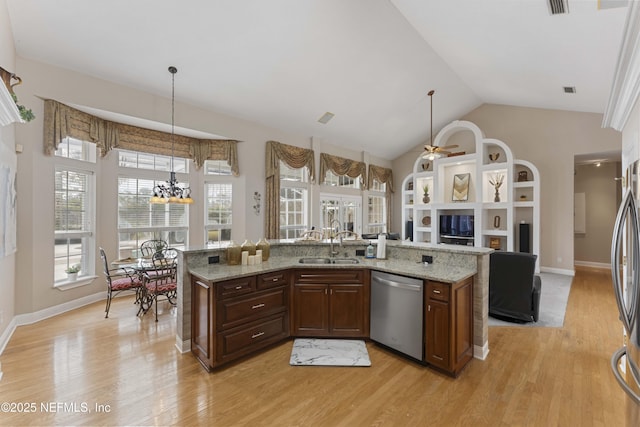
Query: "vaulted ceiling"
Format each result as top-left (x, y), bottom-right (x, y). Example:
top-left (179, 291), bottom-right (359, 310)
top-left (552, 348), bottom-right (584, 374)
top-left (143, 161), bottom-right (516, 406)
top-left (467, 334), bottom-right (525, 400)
top-left (5, 0), bottom-right (629, 160)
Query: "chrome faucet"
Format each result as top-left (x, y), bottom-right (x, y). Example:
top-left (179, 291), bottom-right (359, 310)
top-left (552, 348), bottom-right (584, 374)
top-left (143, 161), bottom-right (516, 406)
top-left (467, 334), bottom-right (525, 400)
top-left (329, 218), bottom-right (342, 257)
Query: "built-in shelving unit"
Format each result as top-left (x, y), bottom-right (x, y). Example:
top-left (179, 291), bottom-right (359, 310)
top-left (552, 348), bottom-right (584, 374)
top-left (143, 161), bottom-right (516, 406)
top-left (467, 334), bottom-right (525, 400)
top-left (402, 121), bottom-right (540, 271)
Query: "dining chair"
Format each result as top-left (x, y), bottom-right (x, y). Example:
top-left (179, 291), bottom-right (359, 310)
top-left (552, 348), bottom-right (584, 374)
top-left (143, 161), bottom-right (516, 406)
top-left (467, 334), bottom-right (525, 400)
top-left (99, 247), bottom-right (143, 318)
top-left (139, 239), bottom-right (169, 258)
top-left (139, 249), bottom-right (178, 321)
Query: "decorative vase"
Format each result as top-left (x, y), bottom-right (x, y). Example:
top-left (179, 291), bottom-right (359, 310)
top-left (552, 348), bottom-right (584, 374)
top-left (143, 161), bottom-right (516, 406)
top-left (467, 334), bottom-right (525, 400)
top-left (241, 239), bottom-right (256, 255)
top-left (494, 189), bottom-right (500, 203)
top-left (256, 238), bottom-right (270, 261)
top-left (226, 240), bottom-right (242, 265)
top-left (422, 194), bottom-right (430, 204)
top-left (67, 272), bottom-right (78, 281)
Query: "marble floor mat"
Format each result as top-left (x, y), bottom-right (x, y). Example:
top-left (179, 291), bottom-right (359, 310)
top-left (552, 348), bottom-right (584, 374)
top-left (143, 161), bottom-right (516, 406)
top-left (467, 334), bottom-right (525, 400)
top-left (289, 338), bottom-right (371, 366)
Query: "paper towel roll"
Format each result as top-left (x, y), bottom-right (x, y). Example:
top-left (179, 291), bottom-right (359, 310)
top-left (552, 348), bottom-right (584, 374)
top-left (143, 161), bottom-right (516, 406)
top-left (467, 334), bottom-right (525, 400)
top-left (376, 234), bottom-right (386, 259)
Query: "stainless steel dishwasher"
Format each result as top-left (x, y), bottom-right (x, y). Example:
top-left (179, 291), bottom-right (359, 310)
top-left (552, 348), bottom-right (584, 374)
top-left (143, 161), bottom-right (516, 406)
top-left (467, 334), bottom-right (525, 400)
top-left (370, 270), bottom-right (424, 361)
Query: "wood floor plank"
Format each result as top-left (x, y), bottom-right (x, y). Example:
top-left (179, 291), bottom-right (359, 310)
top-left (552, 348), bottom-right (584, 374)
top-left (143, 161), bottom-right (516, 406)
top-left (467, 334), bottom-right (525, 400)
top-left (0, 267), bottom-right (628, 426)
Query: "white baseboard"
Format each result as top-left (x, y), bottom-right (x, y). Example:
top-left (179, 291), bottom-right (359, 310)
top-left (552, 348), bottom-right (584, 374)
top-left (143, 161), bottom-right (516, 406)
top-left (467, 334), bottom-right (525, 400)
top-left (540, 266), bottom-right (575, 276)
top-left (0, 291), bottom-right (106, 361)
top-left (574, 260), bottom-right (611, 270)
top-left (474, 342), bottom-right (489, 360)
top-left (175, 337), bottom-right (191, 354)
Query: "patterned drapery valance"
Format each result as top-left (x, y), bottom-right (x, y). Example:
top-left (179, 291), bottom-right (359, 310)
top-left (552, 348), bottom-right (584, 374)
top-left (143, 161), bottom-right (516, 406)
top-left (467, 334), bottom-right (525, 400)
top-left (319, 153), bottom-right (367, 188)
top-left (265, 140), bottom-right (315, 239)
top-left (367, 164), bottom-right (394, 193)
top-left (43, 99), bottom-right (239, 174)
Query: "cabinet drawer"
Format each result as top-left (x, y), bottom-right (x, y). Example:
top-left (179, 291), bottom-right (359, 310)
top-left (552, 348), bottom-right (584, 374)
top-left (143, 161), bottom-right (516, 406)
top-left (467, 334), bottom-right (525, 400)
top-left (257, 271), bottom-right (289, 290)
top-left (216, 313), bottom-right (288, 364)
top-left (216, 276), bottom-right (256, 299)
top-left (427, 281), bottom-right (449, 302)
top-left (217, 287), bottom-right (287, 330)
top-left (294, 269), bottom-right (364, 284)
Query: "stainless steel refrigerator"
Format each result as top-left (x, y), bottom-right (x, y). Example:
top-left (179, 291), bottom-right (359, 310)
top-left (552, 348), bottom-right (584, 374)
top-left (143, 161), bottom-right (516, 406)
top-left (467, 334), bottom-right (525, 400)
top-left (611, 161), bottom-right (640, 424)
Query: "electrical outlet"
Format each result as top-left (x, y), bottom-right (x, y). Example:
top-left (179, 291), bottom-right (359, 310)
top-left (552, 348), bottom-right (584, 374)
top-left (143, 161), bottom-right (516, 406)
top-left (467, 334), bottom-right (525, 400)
top-left (208, 256), bottom-right (220, 264)
top-left (422, 255), bottom-right (433, 264)
top-left (355, 249), bottom-right (365, 257)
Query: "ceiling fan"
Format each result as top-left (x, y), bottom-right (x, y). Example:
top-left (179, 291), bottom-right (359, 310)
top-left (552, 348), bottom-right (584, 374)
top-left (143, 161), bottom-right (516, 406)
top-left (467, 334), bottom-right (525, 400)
top-left (422, 89), bottom-right (458, 160)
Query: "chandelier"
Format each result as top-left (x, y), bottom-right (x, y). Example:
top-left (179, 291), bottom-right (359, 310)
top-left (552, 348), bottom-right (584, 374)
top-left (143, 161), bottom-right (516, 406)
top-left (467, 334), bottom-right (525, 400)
top-left (150, 66), bottom-right (194, 204)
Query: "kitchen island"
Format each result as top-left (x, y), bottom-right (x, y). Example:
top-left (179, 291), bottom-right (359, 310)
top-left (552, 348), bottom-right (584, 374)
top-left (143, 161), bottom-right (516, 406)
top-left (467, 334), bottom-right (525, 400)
top-left (175, 239), bottom-right (492, 367)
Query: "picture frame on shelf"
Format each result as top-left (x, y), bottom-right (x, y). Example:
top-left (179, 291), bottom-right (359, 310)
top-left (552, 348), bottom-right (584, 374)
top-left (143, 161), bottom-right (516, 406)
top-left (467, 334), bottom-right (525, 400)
top-left (489, 237), bottom-right (501, 250)
top-left (452, 173), bottom-right (470, 202)
top-left (518, 170), bottom-right (528, 182)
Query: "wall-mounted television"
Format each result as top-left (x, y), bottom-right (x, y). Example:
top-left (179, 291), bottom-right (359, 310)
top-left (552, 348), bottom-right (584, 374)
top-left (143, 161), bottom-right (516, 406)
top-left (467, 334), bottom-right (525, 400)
top-left (439, 215), bottom-right (474, 237)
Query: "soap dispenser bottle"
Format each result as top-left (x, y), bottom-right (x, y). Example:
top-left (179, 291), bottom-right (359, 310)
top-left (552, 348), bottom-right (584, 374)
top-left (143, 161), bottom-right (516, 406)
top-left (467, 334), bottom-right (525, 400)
top-left (366, 241), bottom-right (375, 259)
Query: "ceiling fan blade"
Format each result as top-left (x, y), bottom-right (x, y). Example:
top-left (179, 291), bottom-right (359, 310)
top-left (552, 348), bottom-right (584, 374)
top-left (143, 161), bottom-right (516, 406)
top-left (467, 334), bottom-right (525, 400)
top-left (436, 144), bottom-right (459, 151)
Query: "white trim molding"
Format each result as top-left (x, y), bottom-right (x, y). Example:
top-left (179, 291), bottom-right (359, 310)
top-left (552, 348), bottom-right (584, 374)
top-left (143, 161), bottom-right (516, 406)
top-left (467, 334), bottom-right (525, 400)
top-left (603, 1), bottom-right (640, 131)
top-left (0, 80), bottom-right (22, 126)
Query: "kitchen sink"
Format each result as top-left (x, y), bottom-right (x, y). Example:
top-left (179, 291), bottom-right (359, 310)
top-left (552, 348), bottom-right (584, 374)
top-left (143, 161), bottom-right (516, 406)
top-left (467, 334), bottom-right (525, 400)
top-left (298, 257), bottom-right (360, 264)
top-left (331, 257), bottom-right (360, 264)
top-left (298, 257), bottom-right (332, 264)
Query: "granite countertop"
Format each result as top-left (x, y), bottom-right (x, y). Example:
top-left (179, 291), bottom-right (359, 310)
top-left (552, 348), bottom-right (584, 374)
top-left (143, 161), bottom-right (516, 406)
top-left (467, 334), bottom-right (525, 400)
top-left (188, 255), bottom-right (476, 284)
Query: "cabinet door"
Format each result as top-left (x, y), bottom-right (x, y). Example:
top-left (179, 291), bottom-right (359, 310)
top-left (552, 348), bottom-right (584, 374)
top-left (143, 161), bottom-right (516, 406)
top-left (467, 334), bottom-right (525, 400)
top-left (191, 278), bottom-right (214, 371)
top-left (292, 284), bottom-right (329, 336)
top-left (330, 284), bottom-right (366, 336)
top-left (425, 299), bottom-right (450, 370)
top-left (451, 277), bottom-right (474, 371)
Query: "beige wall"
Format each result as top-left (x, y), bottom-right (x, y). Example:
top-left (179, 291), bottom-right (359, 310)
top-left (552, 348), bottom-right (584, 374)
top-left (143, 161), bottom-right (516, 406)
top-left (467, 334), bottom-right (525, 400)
top-left (0, 0), bottom-right (16, 339)
top-left (392, 104), bottom-right (622, 272)
top-left (12, 58), bottom-right (389, 315)
top-left (574, 162), bottom-right (621, 266)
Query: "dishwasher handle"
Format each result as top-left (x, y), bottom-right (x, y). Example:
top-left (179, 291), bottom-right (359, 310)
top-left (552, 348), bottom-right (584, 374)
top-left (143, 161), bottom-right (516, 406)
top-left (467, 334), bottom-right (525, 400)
top-left (372, 275), bottom-right (422, 292)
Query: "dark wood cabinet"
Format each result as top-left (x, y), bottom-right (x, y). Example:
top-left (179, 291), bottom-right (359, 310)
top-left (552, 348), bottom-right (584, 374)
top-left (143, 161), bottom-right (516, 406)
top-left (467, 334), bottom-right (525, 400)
top-left (191, 277), bottom-right (214, 370)
top-left (425, 277), bottom-right (474, 376)
top-left (191, 271), bottom-right (290, 371)
top-left (292, 269), bottom-right (369, 337)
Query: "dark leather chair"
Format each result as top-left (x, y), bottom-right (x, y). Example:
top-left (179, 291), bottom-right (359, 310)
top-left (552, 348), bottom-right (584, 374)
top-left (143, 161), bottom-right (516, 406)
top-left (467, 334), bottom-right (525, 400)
top-left (489, 252), bottom-right (542, 323)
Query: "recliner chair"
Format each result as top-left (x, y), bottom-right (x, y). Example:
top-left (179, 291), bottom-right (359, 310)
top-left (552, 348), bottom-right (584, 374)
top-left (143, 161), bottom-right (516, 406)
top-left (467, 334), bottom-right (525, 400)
top-left (489, 252), bottom-right (542, 323)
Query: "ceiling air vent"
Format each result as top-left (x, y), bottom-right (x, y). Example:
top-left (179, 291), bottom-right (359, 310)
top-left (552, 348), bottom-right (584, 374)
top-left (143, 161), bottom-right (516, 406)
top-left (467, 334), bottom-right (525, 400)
top-left (563, 86), bottom-right (576, 94)
top-left (548, 0), bottom-right (569, 15)
top-left (318, 112), bottom-right (335, 124)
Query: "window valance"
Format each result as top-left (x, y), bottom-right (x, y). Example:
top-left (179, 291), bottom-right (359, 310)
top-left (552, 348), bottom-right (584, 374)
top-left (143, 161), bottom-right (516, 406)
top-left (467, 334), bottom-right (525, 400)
top-left (265, 140), bottom-right (315, 239)
top-left (319, 153), bottom-right (366, 188)
top-left (265, 140), bottom-right (315, 181)
top-left (43, 99), bottom-right (239, 174)
top-left (367, 164), bottom-right (394, 193)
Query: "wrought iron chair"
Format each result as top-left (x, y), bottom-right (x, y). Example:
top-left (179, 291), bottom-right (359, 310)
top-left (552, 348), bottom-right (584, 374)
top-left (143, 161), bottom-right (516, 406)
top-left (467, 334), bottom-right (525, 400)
top-left (139, 248), bottom-right (178, 321)
top-left (99, 247), bottom-right (143, 318)
top-left (139, 239), bottom-right (169, 259)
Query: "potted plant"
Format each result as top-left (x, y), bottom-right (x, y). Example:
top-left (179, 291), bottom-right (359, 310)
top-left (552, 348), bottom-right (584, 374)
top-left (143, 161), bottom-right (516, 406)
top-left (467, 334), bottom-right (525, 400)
top-left (65, 264), bottom-right (81, 281)
top-left (422, 185), bottom-right (430, 204)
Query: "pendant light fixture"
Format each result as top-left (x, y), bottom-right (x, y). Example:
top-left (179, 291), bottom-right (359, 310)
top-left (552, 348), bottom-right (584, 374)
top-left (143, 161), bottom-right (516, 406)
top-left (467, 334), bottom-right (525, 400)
top-left (150, 66), bottom-right (194, 204)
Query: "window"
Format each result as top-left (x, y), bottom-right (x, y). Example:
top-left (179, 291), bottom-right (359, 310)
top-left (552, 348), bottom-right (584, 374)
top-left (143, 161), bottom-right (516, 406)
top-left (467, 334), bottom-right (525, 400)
top-left (204, 160), bottom-right (234, 245)
top-left (54, 138), bottom-right (96, 284)
top-left (320, 194), bottom-right (362, 237)
top-left (279, 161), bottom-right (309, 239)
top-left (324, 170), bottom-right (361, 189)
top-left (117, 150), bottom-right (189, 258)
top-left (367, 179), bottom-right (387, 234)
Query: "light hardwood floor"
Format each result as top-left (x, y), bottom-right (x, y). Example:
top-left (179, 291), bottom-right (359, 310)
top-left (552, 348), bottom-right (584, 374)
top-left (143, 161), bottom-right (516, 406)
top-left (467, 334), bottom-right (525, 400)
top-left (0, 267), bottom-right (627, 426)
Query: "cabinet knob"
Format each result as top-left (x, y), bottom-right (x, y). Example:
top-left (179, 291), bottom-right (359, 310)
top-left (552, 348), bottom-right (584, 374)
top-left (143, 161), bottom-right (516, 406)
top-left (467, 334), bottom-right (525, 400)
top-left (251, 331), bottom-right (265, 339)
top-left (252, 303), bottom-right (266, 309)
top-left (272, 278), bottom-right (278, 282)
top-left (433, 289), bottom-right (441, 294)
top-left (234, 285), bottom-right (243, 290)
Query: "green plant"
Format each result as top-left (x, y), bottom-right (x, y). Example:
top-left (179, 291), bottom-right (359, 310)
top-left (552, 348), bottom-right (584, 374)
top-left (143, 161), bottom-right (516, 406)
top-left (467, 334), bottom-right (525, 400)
top-left (11, 93), bottom-right (35, 122)
top-left (65, 264), bottom-right (81, 274)
top-left (423, 184), bottom-right (429, 195)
